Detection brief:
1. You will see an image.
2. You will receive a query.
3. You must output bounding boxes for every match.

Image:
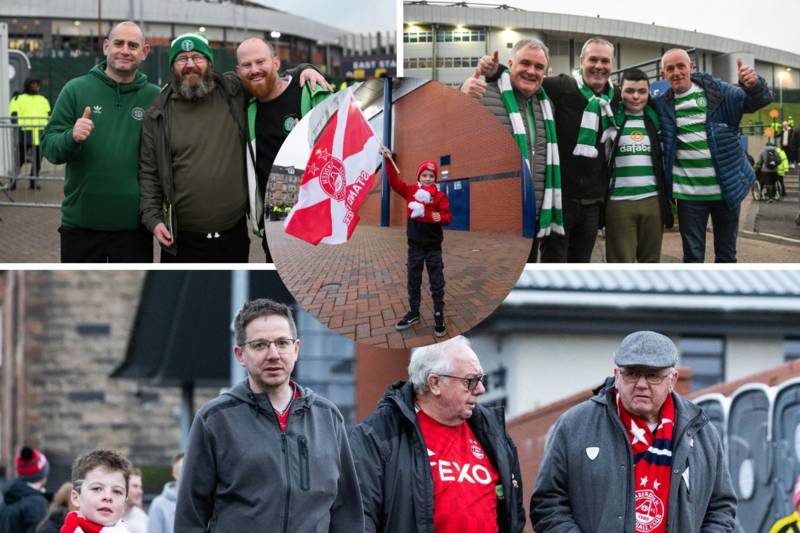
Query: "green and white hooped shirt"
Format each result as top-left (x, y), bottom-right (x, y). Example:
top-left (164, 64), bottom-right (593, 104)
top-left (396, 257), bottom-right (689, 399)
top-left (672, 83), bottom-right (721, 201)
top-left (611, 111), bottom-right (657, 201)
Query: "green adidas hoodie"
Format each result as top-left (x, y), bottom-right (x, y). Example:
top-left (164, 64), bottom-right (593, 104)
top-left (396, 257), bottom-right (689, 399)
top-left (42, 61), bottom-right (160, 230)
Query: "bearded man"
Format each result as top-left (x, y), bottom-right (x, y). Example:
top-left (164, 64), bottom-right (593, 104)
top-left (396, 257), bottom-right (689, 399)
top-left (139, 33), bottom-right (327, 262)
top-left (236, 37), bottom-right (331, 261)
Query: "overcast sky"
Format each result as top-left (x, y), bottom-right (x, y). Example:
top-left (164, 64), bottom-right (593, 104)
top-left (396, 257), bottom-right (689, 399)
top-left (255, 0), bottom-right (396, 33)
top-left (501, 1), bottom-right (800, 55)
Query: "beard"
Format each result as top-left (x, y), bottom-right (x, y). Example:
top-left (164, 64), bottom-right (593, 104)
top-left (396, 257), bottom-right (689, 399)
top-left (173, 66), bottom-right (216, 101)
top-left (241, 68), bottom-right (277, 100)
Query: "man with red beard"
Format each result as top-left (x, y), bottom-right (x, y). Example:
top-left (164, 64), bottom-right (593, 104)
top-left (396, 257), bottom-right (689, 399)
top-left (236, 37), bottom-right (332, 261)
top-left (139, 33), bottom-right (328, 262)
top-left (531, 331), bottom-right (736, 532)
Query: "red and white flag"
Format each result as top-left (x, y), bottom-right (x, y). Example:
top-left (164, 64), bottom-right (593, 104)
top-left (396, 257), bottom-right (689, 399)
top-left (284, 86), bottom-right (382, 245)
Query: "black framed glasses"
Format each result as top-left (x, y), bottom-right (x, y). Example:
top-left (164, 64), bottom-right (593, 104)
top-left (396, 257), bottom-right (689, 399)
top-left (175, 54), bottom-right (207, 65)
top-left (436, 373), bottom-right (488, 391)
top-left (619, 368), bottom-right (673, 385)
top-left (241, 338), bottom-right (296, 354)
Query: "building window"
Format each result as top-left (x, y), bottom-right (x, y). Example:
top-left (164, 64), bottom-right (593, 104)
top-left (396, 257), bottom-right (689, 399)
top-left (680, 336), bottom-right (725, 391)
top-left (785, 338), bottom-right (800, 361)
top-left (440, 155), bottom-right (451, 166)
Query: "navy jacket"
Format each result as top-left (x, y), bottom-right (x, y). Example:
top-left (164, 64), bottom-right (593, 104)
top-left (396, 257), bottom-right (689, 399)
top-left (651, 72), bottom-right (772, 209)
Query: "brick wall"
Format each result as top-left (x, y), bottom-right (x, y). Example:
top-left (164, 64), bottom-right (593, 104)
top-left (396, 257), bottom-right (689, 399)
top-left (361, 81), bottom-right (522, 234)
top-left (18, 271), bottom-right (219, 488)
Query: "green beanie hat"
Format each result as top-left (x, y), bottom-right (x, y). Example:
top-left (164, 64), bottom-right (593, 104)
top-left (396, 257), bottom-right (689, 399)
top-left (170, 33), bottom-right (214, 66)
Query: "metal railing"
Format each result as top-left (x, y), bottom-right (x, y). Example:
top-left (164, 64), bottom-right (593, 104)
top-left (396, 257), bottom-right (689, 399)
top-left (0, 117), bottom-right (63, 208)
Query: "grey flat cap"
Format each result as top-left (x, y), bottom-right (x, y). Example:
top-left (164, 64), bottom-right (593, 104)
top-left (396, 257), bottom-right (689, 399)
top-left (614, 331), bottom-right (678, 368)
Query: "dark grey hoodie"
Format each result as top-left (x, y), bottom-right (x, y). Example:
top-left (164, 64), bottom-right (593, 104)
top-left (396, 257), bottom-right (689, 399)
top-left (175, 380), bottom-right (364, 533)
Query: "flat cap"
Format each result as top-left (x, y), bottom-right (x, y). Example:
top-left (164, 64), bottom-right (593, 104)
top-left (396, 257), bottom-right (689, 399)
top-left (614, 331), bottom-right (678, 368)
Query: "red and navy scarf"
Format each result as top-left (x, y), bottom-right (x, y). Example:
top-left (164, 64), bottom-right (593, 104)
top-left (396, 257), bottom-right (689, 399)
top-left (616, 390), bottom-right (675, 533)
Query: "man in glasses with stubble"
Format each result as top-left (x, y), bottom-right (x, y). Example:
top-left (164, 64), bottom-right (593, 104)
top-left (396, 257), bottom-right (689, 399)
top-left (175, 298), bottom-right (363, 532)
top-left (350, 335), bottom-right (526, 532)
top-left (532, 331), bottom-right (736, 533)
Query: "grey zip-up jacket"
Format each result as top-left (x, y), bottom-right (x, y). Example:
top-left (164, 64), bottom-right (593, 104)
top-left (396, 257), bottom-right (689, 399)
top-left (531, 377), bottom-right (736, 533)
top-left (174, 380), bottom-right (364, 533)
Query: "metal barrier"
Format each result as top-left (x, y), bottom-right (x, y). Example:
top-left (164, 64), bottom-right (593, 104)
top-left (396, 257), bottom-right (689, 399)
top-left (0, 117), bottom-right (63, 208)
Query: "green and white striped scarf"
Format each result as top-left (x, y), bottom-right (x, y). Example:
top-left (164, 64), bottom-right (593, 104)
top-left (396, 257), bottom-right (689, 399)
top-left (573, 73), bottom-right (617, 158)
top-left (497, 66), bottom-right (564, 237)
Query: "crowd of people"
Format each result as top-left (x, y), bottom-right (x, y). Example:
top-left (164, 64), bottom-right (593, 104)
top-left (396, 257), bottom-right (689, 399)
top-left (0, 301), bottom-right (771, 531)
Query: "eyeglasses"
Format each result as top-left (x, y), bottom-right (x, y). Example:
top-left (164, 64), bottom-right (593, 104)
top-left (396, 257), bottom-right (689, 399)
top-left (436, 373), bottom-right (488, 392)
top-left (175, 54), bottom-right (207, 65)
top-left (619, 369), bottom-right (673, 385)
top-left (241, 338), bottom-right (296, 354)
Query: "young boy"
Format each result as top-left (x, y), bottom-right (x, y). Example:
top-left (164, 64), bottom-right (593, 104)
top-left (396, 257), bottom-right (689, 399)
top-left (61, 449), bottom-right (132, 533)
top-left (383, 147), bottom-right (452, 337)
top-left (605, 68), bottom-right (672, 263)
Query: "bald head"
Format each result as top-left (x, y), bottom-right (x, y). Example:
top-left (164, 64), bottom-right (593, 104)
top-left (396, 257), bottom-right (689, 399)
top-left (108, 21), bottom-right (144, 43)
top-left (236, 37), bottom-right (281, 101)
top-left (103, 20), bottom-right (148, 83)
top-left (661, 48), bottom-right (695, 94)
top-left (237, 38), bottom-right (275, 64)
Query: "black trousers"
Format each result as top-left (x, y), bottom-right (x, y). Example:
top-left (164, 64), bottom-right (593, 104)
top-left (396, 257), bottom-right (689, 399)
top-left (17, 131), bottom-right (42, 186)
top-left (161, 217), bottom-right (250, 263)
top-left (59, 226), bottom-right (153, 263)
top-left (407, 245), bottom-right (445, 313)
top-left (540, 199), bottom-right (601, 263)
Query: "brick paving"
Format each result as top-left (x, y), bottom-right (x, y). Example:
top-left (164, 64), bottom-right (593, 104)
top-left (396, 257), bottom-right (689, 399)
top-left (0, 167), bottom-right (265, 263)
top-left (268, 221), bottom-right (531, 349)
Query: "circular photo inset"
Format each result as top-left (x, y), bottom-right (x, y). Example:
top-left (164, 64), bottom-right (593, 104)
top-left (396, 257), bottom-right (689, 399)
top-left (266, 78), bottom-right (532, 348)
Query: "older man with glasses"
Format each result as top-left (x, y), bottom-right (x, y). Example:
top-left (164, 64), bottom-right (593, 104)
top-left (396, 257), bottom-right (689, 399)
top-left (350, 335), bottom-right (526, 532)
top-left (532, 330), bottom-right (736, 533)
top-left (175, 298), bottom-right (363, 532)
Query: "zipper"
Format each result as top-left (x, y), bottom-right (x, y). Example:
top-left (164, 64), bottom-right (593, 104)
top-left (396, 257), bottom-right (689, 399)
top-left (281, 433), bottom-right (291, 533)
top-left (298, 435), bottom-right (310, 491)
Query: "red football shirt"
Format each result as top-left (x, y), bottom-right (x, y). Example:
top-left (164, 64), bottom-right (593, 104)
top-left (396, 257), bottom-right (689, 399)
top-left (417, 408), bottom-right (500, 533)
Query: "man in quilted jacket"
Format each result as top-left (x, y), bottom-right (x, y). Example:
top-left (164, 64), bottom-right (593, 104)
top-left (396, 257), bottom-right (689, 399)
top-left (651, 49), bottom-right (772, 263)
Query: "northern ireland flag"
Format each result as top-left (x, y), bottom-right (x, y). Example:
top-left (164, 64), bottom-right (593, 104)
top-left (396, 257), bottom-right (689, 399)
top-left (284, 86), bottom-right (382, 245)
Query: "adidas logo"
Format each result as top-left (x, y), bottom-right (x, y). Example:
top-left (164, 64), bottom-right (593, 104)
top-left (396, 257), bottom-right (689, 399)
top-left (92, 105), bottom-right (103, 114)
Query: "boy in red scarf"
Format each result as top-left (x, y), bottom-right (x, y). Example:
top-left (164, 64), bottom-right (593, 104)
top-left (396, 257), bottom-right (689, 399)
top-left (61, 449), bottom-right (132, 533)
top-left (382, 146), bottom-right (452, 337)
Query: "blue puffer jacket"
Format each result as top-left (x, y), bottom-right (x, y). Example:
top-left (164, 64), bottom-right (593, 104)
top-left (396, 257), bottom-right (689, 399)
top-left (652, 73), bottom-right (772, 208)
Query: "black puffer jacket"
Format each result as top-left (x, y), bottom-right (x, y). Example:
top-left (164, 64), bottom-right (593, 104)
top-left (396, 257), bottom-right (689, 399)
top-left (349, 381), bottom-right (526, 533)
top-left (0, 479), bottom-right (49, 533)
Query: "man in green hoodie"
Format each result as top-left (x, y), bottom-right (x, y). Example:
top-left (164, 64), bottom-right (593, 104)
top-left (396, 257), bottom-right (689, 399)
top-left (42, 21), bottom-right (158, 262)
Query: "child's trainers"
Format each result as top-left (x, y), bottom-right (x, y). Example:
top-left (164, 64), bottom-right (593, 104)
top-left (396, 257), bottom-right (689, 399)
top-left (396, 311), bottom-right (420, 331)
top-left (434, 312), bottom-right (447, 337)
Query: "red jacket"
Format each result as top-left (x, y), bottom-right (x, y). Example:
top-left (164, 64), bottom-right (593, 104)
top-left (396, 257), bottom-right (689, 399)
top-left (385, 156), bottom-right (452, 225)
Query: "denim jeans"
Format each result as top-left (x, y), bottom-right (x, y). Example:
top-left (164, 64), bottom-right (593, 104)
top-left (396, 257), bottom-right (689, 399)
top-left (677, 200), bottom-right (740, 263)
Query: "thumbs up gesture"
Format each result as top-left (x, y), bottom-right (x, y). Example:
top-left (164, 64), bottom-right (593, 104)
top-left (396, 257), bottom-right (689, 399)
top-left (72, 106), bottom-right (94, 144)
top-left (461, 65), bottom-right (487, 99)
top-left (478, 50), bottom-right (500, 78)
top-left (737, 58), bottom-right (757, 89)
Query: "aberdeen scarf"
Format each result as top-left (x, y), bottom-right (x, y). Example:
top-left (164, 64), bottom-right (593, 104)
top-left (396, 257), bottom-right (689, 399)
top-left (497, 66), bottom-right (564, 236)
top-left (60, 511), bottom-right (129, 533)
top-left (573, 74), bottom-right (617, 158)
top-left (616, 390), bottom-right (675, 533)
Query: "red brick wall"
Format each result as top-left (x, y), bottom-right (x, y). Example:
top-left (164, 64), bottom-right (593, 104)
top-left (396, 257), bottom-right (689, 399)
top-left (362, 81), bottom-right (521, 234)
top-left (355, 345), bottom-right (410, 421)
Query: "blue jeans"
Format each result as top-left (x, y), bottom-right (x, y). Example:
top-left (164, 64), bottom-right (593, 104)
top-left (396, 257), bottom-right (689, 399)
top-left (677, 200), bottom-right (740, 263)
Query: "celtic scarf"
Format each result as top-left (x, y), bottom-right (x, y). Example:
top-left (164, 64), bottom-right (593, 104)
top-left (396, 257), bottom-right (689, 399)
top-left (616, 389), bottom-right (675, 533)
top-left (573, 74), bottom-right (617, 158)
top-left (497, 66), bottom-right (564, 237)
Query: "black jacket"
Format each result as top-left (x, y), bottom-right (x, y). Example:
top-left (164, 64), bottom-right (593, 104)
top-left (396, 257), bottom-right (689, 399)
top-left (349, 381), bottom-right (526, 533)
top-left (605, 107), bottom-right (674, 229)
top-left (542, 74), bottom-right (621, 200)
top-left (0, 479), bottom-right (49, 533)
